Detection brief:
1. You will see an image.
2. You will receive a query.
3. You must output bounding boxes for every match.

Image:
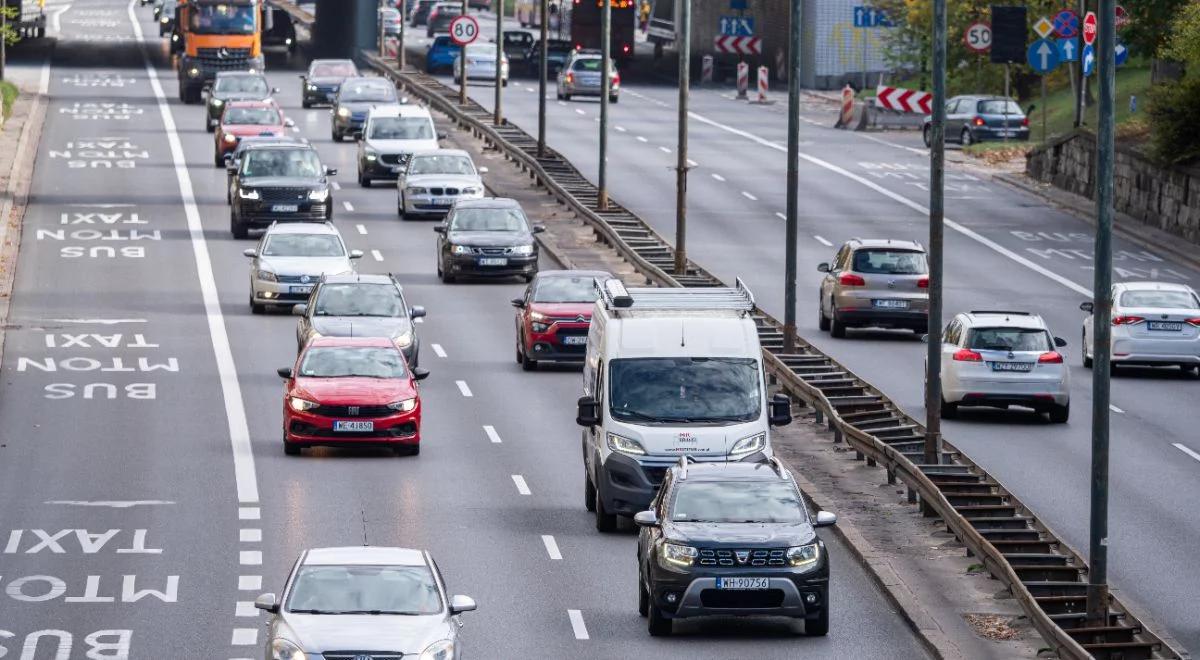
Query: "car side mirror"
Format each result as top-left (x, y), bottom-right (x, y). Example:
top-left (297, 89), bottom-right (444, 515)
top-left (814, 511), bottom-right (837, 527)
top-left (276, 367), bottom-right (293, 379)
top-left (253, 593), bottom-right (279, 613)
top-left (325, 167), bottom-right (338, 176)
top-left (1054, 336), bottom-right (1068, 348)
top-left (284, 118), bottom-right (295, 127)
top-left (478, 166), bottom-right (489, 174)
top-left (576, 396), bottom-right (600, 427)
top-left (532, 225), bottom-right (546, 234)
top-left (769, 393), bottom-right (792, 427)
top-left (410, 305), bottom-right (426, 318)
top-left (817, 263), bottom-right (831, 273)
top-left (353, 131), bottom-right (363, 141)
top-left (298, 74), bottom-right (306, 79)
top-left (1079, 301), bottom-right (1094, 314)
top-left (1026, 103), bottom-right (1036, 114)
top-left (633, 510), bottom-right (659, 527)
top-left (292, 303), bottom-right (308, 316)
top-left (433, 226), bottom-right (446, 234)
top-left (242, 248), bottom-right (257, 257)
top-left (413, 367), bottom-right (430, 381)
top-left (349, 249), bottom-right (364, 259)
top-left (449, 594), bottom-right (476, 614)
top-left (511, 298), bottom-right (525, 308)
top-left (437, 132), bottom-right (448, 140)
top-left (271, 87), bottom-right (280, 94)
top-left (225, 159), bottom-right (238, 172)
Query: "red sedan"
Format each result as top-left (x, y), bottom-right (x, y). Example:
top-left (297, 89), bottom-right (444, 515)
top-left (214, 100), bottom-right (291, 167)
top-left (512, 270), bottom-right (611, 370)
top-left (278, 337), bottom-right (428, 456)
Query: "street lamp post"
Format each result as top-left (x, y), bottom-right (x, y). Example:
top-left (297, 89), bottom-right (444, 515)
top-left (459, 0), bottom-right (468, 105)
top-left (923, 0), bottom-right (946, 468)
top-left (494, 0), bottom-right (504, 124)
top-left (782, 0), bottom-right (800, 352)
top-left (673, 0), bottom-right (690, 276)
top-left (537, 0), bottom-right (548, 156)
top-left (597, 0), bottom-right (610, 210)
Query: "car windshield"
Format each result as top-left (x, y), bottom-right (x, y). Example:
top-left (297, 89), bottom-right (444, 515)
top-left (286, 564), bottom-right (441, 615)
top-left (1119, 289), bottom-right (1200, 309)
top-left (215, 76), bottom-right (268, 95)
top-left (315, 283), bottom-right (405, 317)
top-left (189, 4), bottom-right (256, 34)
top-left (449, 208), bottom-right (527, 232)
top-left (370, 117), bottom-right (434, 140)
top-left (224, 107), bottom-right (280, 125)
top-left (298, 347), bottom-right (408, 378)
top-left (977, 99), bottom-right (1022, 115)
top-left (671, 481), bottom-right (807, 523)
top-left (533, 276), bottom-right (597, 303)
top-left (261, 234), bottom-right (344, 257)
top-left (341, 81), bottom-right (397, 103)
top-left (966, 327), bottom-right (1051, 352)
top-left (410, 155), bottom-right (475, 176)
top-left (852, 249), bottom-right (927, 275)
top-left (609, 357), bottom-right (761, 424)
top-left (242, 149), bottom-right (322, 178)
top-left (311, 62), bottom-right (357, 78)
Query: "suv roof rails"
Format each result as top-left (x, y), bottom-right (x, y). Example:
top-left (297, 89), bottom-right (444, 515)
top-left (969, 310), bottom-right (1032, 316)
top-left (594, 277), bottom-right (755, 314)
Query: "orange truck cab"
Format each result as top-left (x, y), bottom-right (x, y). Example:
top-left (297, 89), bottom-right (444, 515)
top-left (176, 0), bottom-right (265, 104)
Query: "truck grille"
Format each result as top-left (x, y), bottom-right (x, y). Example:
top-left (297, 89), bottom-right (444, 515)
top-left (698, 548), bottom-right (787, 567)
top-left (196, 47), bottom-right (253, 71)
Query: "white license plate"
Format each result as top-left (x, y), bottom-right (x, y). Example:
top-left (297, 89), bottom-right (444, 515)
top-left (991, 362), bottom-right (1033, 372)
top-left (1148, 321), bottom-right (1183, 331)
top-left (333, 420), bottom-right (374, 432)
top-left (872, 299), bottom-right (909, 309)
top-left (289, 285), bottom-right (313, 294)
top-left (561, 335), bottom-right (587, 345)
top-left (432, 199), bottom-right (453, 207)
top-left (271, 204), bottom-right (299, 213)
top-left (479, 257), bottom-right (507, 266)
top-left (717, 577), bottom-right (770, 590)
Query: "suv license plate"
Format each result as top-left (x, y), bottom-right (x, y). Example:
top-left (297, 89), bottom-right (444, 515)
top-left (561, 336), bottom-right (587, 346)
top-left (479, 257), bottom-right (507, 266)
top-left (717, 577), bottom-right (770, 590)
top-left (872, 299), bottom-right (909, 309)
top-left (334, 421), bottom-right (374, 432)
top-left (991, 362), bottom-right (1033, 372)
top-left (271, 204), bottom-right (299, 213)
top-left (1148, 321), bottom-right (1183, 331)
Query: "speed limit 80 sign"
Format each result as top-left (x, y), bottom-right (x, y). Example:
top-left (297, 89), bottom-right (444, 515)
top-left (449, 15), bottom-right (480, 46)
top-left (964, 22), bottom-right (992, 52)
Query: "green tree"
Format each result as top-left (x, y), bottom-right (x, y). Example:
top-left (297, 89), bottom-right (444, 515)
top-left (1120, 0), bottom-right (1191, 61)
top-left (1147, 0), bottom-right (1200, 163)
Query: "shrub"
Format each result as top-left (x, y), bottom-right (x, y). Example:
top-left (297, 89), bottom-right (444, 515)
top-left (1146, 75), bottom-right (1200, 164)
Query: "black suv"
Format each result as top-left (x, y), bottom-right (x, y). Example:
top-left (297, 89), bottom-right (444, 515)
top-left (635, 457), bottom-right (837, 637)
top-left (230, 144), bottom-right (336, 239)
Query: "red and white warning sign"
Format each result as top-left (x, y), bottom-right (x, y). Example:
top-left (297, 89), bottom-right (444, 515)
top-left (874, 85), bottom-right (932, 114)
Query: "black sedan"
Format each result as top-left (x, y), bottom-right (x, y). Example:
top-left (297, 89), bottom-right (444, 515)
top-left (434, 198), bottom-right (542, 283)
top-left (230, 145), bottom-right (336, 239)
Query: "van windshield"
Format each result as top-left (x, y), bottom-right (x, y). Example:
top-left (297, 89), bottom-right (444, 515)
top-left (608, 357), bottom-right (760, 424)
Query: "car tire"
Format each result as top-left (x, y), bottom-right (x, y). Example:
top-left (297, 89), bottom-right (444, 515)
top-left (231, 215), bottom-right (248, 240)
top-left (805, 607), bottom-right (829, 636)
top-left (206, 120), bottom-right (215, 133)
top-left (817, 303), bottom-right (831, 331)
top-left (283, 439), bottom-right (301, 456)
top-left (522, 352), bottom-right (537, 371)
top-left (1182, 364), bottom-right (1200, 377)
top-left (441, 270), bottom-right (455, 284)
top-left (214, 151), bottom-right (224, 167)
top-left (638, 573), bottom-right (649, 617)
top-left (395, 444), bottom-right (420, 456)
top-left (940, 395), bottom-right (958, 419)
top-left (594, 485), bottom-right (617, 533)
top-left (922, 125), bottom-right (932, 148)
top-left (250, 297), bottom-right (265, 315)
top-left (1048, 402), bottom-right (1070, 424)
top-left (961, 128), bottom-right (973, 146)
top-left (1082, 330), bottom-right (1093, 368)
top-left (331, 128), bottom-right (341, 142)
top-left (610, 95), bottom-right (619, 104)
top-left (502, 79), bottom-right (509, 87)
top-left (584, 471), bottom-right (596, 512)
top-left (647, 601), bottom-right (672, 636)
top-left (563, 94), bottom-right (571, 101)
top-left (359, 170), bottom-right (371, 188)
top-left (302, 98), bottom-right (311, 109)
top-left (829, 306), bottom-right (847, 339)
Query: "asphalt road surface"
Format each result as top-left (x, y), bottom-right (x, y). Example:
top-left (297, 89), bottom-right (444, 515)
top-left (0, 2), bottom-right (927, 658)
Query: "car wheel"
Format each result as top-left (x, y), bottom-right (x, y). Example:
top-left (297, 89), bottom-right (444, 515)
top-left (817, 303), bottom-right (831, 331)
top-left (610, 95), bottom-right (619, 104)
top-left (647, 600), bottom-right (672, 636)
top-left (250, 297), bottom-right (265, 315)
top-left (283, 437), bottom-right (301, 456)
top-left (1082, 330), bottom-right (1093, 368)
top-left (441, 269), bottom-right (456, 284)
top-left (394, 444), bottom-right (420, 456)
top-left (961, 128), bottom-right (973, 146)
top-left (922, 125), bottom-right (932, 148)
top-left (205, 119), bottom-right (214, 133)
top-left (940, 395), bottom-right (958, 419)
top-left (638, 573), bottom-right (649, 617)
top-left (594, 485), bottom-right (617, 533)
top-left (563, 94), bottom-right (571, 101)
top-left (359, 170), bottom-right (371, 188)
top-left (502, 79), bottom-right (509, 87)
top-left (1048, 402), bottom-right (1069, 424)
top-left (1182, 364), bottom-right (1200, 378)
top-left (214, 150), bottom-right (224, 167)
top-left (829, 306), bottom-right (847, 339)
top-left (231, 215), bottom-right (248, 240)
top-left (331, 128), bottom-right (341, 142)
top-left (522, 351), bottom-right (537, 371)
top-left (584, 471), bottom-right (596, 512)
top-left (805, 606), bottom-right (829, 636)
top-left (302, 98), bottom-right (311, 109)
top-left (1109, 361), bottom-right (1119, 377)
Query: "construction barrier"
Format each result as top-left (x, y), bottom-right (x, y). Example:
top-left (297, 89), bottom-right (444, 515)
top-left (835, 84), bottom-right (855, 128)
top-left (701, 55), bottom-right (713, 84)
top-left (756, 66), bottom-right (768, 103)
top-left (736, 62), bottom-right (748, 99)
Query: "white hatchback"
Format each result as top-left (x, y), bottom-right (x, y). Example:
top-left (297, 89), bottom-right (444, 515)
top-left (935, 310), bottom-right (1070, 423)
top-left (1081, 281), bottom-right (1200, 376)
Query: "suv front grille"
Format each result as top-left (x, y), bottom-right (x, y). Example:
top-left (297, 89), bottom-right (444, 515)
top-left (698, 548), bottom-right (788, 567)
top-left (259, 187), bottom-right (310, 203)
top-left (324, 654), bottom-right (405, 660)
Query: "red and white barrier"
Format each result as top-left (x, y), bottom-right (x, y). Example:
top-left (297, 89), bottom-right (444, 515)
top-left (383, 36), bottom-right (400, 58)
top-left (736, 62), bottom-right (749, 99)
top-left (701, 55), bottom-right (713, 84)
top-left (756, 66), bottom-right (769, 103)
top-left (838, 84), bottom-right (855, 127)
top-left (875, 84), bottom-right (932, 114)
top-left (713, 35), bottom-right (762, 55)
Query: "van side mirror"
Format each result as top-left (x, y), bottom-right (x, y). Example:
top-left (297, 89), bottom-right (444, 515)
top-left (576, 396), bottom-right (600, 427)
top-left (814, 511), bottom-right (837, 527)
top-left (769, 393), bottom-right (792, 427)
top-left (1054, 336), bottom-right (1068, 348)
top-left (633, 510), bottom-right (659, 527)
top-left (817, 263), bottom-right (831, 273)
top-left (1079, 301), bottom-right (1094, 314)
top-left (413, 367), bottom-right (430, 381)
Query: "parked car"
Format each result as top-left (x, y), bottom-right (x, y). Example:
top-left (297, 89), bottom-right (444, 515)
top-left (410, 0), bottom-right (438, 26)
top-left (331, 77), bottom-right (401, 142)
top-left (300, 59), bottom-right (359, 108)
top-left (922, 95), bottom-right (1030, 147)
top-left (1080, 282), bottom-right (1200, 375)
top-left (556, 49), bottom-right (619, 102)
top-left (512, 270), bottom-right (611, 370)
top-left (453, 43), bottom-right (509, 86)
top-left (426, 36), bottom-right (462, 74)
top-left (213, 101), bottom-right (292, 167)
top-left (204, 71), bottom-right (275, 132)
top-left (426, 2), bottom-right (462, 37)
top-left (356, 104), bottom-right (440, 187)
top-left (817, 239), bottom-right (930, 337)
top-left (294, 273), bottom-right (426, 367)
top-left (398, 149), bottom-right (486, 219)
top-left (244, 221), bottom-right (361, 313)
top-left (434, 197), bottom-right (541, 283)
top-left (526, 38), bottom-right (574, 76)
top-left (230, 144), bottom-right (336, 238)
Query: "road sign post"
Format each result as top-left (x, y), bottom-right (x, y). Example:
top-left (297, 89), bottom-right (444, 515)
top-left (537, 0), bottom-right (548, 156)
top-left (495, 0), bottom-right (505, 125)
top-left (784, 0), bottom-right (802, 352)
top-left (449, 12), bottom-right (479, 105)
top-left (673, 0), bottom-right (690, 275)
top-left (925, 0), bottom-right (946, 470)
top-left (598, 0), bottom-right (611, 211)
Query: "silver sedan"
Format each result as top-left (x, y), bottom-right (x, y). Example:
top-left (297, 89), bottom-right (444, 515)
top-left (1081, 281), bottom-right (1200, 375)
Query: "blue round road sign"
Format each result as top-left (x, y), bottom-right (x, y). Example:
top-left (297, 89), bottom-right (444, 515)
top-left (1027, 38), bottom-right (1061, 74)
top-left (1082, 43), bottom-right (1095, 76)
top-left (1053, 9), bottom-right (1079, 38)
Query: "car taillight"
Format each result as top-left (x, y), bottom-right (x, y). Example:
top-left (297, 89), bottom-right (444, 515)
top-left (622, 44), bottom-right (630, 53)
top-left (972, 116), bottom-right (985, 127)
top-left (917, 277), bottom-right (929, 288)
top-left (1186, 318), bottom-right (1200, 327)
top-left (1038, 352), bottom-right (1063, 363)
top-left (612, 72), bottom-right (621, 84)
top-left (839, 273), bottom-right (866, 286)
top-left (953, 349), bottom-right (983, 362)
top-left (565, 72), bottom-right (574, 84)
top-left (1021, 116), bottom-right (1030, 126)
top-left (1112, 315), bottom-right (1145, 325)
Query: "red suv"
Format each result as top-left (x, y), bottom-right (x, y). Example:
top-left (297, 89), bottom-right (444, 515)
top-left (512, 270), bottom-right (611, 371)
top-left (214, 100), bottom-right (291, 167)
top-left (278, 337), bottom-right (429, 456)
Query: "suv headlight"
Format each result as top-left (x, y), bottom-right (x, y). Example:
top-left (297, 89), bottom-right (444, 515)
top-left (787, 542), bottom-right (821, 569)
top-left (659, 542), bottom-right (697, 568)
top-left (306, 83), bottom-right (317, 91)
top-left (511, 244), bottom-right (534, 256)
top-left (607, 432), bottom-right (645, 456)
top-left (271, 638), bottom-right (307, 660)
top-left (336, 107), bottom-right (351, 118)
top-left (450, 244), bottom-right (471, 255)
top-left (387, 397), bottom-right (417, 412)
top-left (406, 186), bottom-right (428, 195)
top-left (210, 97), bottom-right (224, 106)
top-left (256, 269), bottom-right (277, 282)
top-left (729, 432), bottom-right (766, 457)
top-left (419, 640), bottom-right (454, 660)
top-left (239, 188), bottom-right (260, 200)
top-left (308, 188), bottom-right (329, 201)
top-left (393, 330), bottom-right (414, 348)
top-left (364, 148), bottom-right (378, 161)
top-left (288, 396), bottom-right (318, 412)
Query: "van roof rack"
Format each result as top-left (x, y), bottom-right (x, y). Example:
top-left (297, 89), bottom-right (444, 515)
top-left (595, 278), bottom-right (755, 314)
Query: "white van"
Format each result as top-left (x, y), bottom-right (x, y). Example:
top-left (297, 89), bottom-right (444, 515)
top-left (355, 105), bottom-right (441, 187)
top-left (576, 279), bottom-right (793, 532)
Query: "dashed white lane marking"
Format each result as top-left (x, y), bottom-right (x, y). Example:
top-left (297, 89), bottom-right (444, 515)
top-left (814, 235), bottom-right (833, 247)
top-left (331, 181), bottom-right (341, 190)
top-left (775, 212), bottom-right (787, 220)
top-left (575, 108), bottom-right (586, 115)
top-left (432, 343), bottom-right (447, 358)
top-left (45, 317), bottom-right (146, 324)
top-left (239, 529), bottom-right (262, 542)
top-left (1174, 443), bottom-right (1200, 463)
top-left (239, 551), bottom-right (262, 565)
top-left (615, 125), bottom-right (627, 132)
top-left (741, 191), bottom-right (758, 201)
top-left (131, 0), bottom-right (258, 505)
top-left (658, 146), bottom-right (671, 154)
top-left (483, 425), bottom-right (502, 444)
top-left (511, 475), bottom-right (531, 495)
top-left (541, 534), bottom-right (562, 560)
top-left (238, 575), bottom-right (262, 591)
top-left (230, 629), bottom-right (257, 646)
top-left (1110, 404), bottom-right (1125, 414)
top-left (525, 86), bottom-right (535, 92)
top-left (235, 601), bottom-right (257, 617)
top-left (456, 380), bottom-right (473, 397)
top-left (568, 610), bottom-right (590, 640)
top-left (557, 101), bottom-right (567, 107)
top-left (342, 200), bottom-right (355, 212)
top-left (238, 507), bottom-right (260, 520)
top-left (371, 249), bottom-right (384, 262)
top-left (636, 136), bottom-right (648, 142)
top-left (356, 223), bottom-right (367, 235)
top-left (687, 159), bottom-right (698, 167)
top-left (711, 173), bottom-right (725, 182)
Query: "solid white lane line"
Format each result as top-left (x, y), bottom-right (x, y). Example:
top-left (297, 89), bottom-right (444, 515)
top-left (239, 529), bottom-right (262, 543)
top-left (541, 534), bottom-right (562, 560)
top-left (659, 146), bottom-right (672, 154)
top-left (775, 212), bottom-right (787, 220)
top-left (456, 380), bottom-right (473, 397)
top-left (238, 576), bottom-right (262, 591)
top-left (355, 223), bottom-right (367, 235)
top-left (239, 551), bottom-right (262, 566)
top-left (636, 136), bottom-right (648, 142)
top-left (45, 317), bottom-right (147, 324)
top-left (432, 343), bottom-right (447, 358)
top-left (238, 507), bottom-right (260, 520)
top-left (567, 610), bottom-right (589, 640)
top-left (687, 111), bottom-right (1093, 297)
top-left (511, 475), bottom-right (531, 495)
top-left (371, 249), bottom-right (384, 262)
top-left (814, 235), bottom-right (833, 247)
top-left (343, 200), bottom-right (354, 212)
top-left (45, 499), bottom-right (171, 508)
top-left (1110, 404), bottom-right (1125, 414)
top-left (130, 0), bottom-right (258, 505)
top-left (230, 629), bottom-right (257, 646)
top-left (711, 173), bottom-right (725, 182)
top-left (741, 191), bottom-right (758, 201)
top-left (235, 601), bottom-right (257, 617)
top-left (331, 181), bottom-right (341, 190)
top-left (1174, 443), bottom-right (1200, 463)
top-left (483, 425), bottom-right (502, 443)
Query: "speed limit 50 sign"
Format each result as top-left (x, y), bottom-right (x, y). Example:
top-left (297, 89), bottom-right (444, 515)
top-left (964, 22), bottom-right (992, 52)
top-left (449, 15), bottom-right (480, 46)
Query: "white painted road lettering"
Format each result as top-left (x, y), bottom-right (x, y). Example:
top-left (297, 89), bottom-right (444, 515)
top-left (0, 629), bottom-right (133, 659)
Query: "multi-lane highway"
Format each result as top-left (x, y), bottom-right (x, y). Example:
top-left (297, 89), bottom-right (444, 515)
top-left (0, 1), bottom-right (928, 657)
top-left (423, 11), bottom-right (1200, 650)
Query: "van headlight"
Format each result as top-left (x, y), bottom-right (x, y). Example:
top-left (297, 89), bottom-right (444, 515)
top-left (308, 188), bottom-right (330, 201)
top-left (659, 542), bottom-right (697, 568)
top-left (607, 433), bottom-right (645, 456)
top-left (787, 543), bottom-right (821, 569)
top-left (271, 638), bottom-right (307, 660)
top-left (510, 244), bottom-right (534, 256)
top-left (729, 433), bottom-right (765, 457)
top-left (419, 640), bottom-right (454, 660)
top-left (387, 397), bottom-right (417, 412)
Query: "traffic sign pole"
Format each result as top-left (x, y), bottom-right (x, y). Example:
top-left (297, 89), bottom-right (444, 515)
top-left (537, 0), bottom-right (548, 156)
top-left (673, 0), bottom-right (690, 275)
top-left (925, 0), bottom-right (945, 470)
top-left (494, 0), bottom-right (505, 125)
top-left (1074, 0), bottom-right (1087, 127)
top-left (784, 0), bottom-right (801, 352)
top-left (458, 3), bottom-right (469, 105)
top-left (598, 0), bottom-right (611, 211)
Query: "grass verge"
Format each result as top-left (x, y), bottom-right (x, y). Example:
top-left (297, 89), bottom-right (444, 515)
top-left (1, 81), bottom-right (18, 125)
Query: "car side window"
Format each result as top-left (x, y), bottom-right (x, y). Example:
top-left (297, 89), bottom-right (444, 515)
top-left (836, 247), bottom-right (852, 271)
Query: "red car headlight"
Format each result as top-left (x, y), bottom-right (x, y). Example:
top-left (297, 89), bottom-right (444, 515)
top-left (387, 398), bottom-right (417, 413)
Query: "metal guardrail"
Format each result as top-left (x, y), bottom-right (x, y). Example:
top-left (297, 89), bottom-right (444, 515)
top-left (362, 51), bottom-right (1188, 660)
